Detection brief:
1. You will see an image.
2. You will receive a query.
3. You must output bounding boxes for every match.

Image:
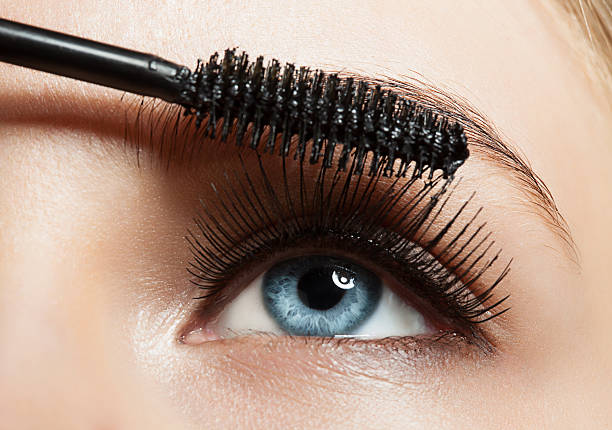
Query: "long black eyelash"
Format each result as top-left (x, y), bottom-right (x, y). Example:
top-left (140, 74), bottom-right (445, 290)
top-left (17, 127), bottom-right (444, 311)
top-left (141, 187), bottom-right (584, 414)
top-left (185, 148), bottom-right (511, 328)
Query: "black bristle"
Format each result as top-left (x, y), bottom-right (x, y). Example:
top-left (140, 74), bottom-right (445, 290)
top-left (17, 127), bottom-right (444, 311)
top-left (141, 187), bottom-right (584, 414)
top-left (182, 49), bottom-right (469, 178)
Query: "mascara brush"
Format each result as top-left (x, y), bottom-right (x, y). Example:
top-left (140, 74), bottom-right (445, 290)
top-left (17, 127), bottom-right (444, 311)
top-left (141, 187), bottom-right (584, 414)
top-left (0, 17), bottom-right (469, 178)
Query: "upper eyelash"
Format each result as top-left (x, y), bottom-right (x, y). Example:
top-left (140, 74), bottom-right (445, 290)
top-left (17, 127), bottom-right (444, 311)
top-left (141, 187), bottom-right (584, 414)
top-left (184, 147), bottom-right (511, 332)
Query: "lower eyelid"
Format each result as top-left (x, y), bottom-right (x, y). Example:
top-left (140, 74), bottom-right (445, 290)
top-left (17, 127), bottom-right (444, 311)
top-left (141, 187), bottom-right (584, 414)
top-left (176, 329), bottom-right (487, 386)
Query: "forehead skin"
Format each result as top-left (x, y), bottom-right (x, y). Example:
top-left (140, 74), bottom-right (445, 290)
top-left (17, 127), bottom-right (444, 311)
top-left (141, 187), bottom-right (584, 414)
top-left (0, 0), bottom-right (611, 428)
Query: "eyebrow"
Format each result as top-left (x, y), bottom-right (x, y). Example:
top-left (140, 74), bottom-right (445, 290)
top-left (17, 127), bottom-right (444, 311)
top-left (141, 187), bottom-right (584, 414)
top-left (350, 73), bottom-right (577, 263)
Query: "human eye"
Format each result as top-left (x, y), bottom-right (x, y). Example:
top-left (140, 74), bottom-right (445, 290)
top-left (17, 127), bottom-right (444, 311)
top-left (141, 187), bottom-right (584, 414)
top-left (148, 54), bottom-right (512, 351)
top-left (177, 149), bottom-right (509, 350)
top-left (220, 254), bottom-right (427, 338)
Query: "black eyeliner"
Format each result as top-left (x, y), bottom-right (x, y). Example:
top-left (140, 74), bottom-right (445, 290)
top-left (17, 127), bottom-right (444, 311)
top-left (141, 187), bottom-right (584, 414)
top-left (0, 17), bottom-right (468, 179)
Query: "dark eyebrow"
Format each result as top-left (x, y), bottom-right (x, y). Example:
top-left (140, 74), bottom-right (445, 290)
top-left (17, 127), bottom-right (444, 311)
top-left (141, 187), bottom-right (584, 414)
top-left (348, 72), bottom-right (577, 264)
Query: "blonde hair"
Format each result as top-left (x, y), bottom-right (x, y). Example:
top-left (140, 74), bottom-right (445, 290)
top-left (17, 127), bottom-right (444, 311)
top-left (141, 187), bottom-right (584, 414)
top-left (553, 0), bottom-right (612, 89)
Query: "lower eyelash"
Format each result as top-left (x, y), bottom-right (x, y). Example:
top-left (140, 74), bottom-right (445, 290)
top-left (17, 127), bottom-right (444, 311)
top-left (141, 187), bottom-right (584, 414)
top-left (185, 150), bottom-right (511, 338)
top-left (226, 330), bottom-right (486, 360)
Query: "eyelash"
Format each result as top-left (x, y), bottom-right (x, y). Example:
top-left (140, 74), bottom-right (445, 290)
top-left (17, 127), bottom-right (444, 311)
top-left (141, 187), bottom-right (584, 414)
top-left (184, 147), bottom-right (511, 342)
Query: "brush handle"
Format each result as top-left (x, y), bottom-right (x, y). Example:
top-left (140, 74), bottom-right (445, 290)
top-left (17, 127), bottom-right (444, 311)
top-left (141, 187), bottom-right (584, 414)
top-left (0, 18), bottom-right (192, 104)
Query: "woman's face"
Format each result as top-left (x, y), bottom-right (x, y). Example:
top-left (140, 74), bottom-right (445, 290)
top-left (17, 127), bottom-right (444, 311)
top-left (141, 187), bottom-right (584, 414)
top-left (1, 1), bottom-right (611, 428)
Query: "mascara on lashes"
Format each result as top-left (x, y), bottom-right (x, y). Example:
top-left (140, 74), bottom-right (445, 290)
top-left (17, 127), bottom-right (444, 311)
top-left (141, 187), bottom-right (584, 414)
top-left (0, 18), bottom-right (469, 179)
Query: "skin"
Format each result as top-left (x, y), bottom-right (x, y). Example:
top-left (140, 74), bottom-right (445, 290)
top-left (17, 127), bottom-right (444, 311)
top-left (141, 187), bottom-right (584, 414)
top-left (1, 0), bottom-right (611, 428)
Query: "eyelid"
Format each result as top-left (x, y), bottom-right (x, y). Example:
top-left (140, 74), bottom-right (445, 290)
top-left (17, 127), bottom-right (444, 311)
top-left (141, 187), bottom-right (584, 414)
top-left (179, 328), bottom-right (487, 385)
top-left (8, 75), bottom-right (512, 350)
top-left (8, 89), bottom-right (510, 344)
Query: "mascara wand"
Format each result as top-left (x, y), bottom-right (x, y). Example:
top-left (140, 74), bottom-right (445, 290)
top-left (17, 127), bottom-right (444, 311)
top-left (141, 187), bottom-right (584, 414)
top-left (0, 17), bottom-right (469, 178)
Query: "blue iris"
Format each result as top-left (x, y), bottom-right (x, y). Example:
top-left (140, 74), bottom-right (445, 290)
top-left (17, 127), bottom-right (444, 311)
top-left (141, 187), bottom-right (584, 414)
top-left (262, 255), bottom-right (382, 336)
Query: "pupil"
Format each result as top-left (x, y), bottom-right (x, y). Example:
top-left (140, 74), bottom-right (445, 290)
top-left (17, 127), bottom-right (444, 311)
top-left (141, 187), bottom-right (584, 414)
top-left (297, 267), bottom-right (346, 310)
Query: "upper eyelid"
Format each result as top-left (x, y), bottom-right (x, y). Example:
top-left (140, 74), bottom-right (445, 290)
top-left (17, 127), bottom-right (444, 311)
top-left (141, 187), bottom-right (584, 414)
top-left (0, 64), bottom-right (576, 264)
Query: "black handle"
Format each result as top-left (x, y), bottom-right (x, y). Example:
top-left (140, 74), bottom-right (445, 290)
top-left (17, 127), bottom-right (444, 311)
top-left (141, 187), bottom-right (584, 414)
top-left (0, 18), bottom-right (191, 103)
